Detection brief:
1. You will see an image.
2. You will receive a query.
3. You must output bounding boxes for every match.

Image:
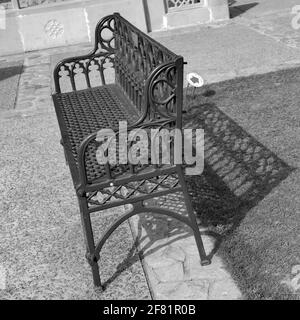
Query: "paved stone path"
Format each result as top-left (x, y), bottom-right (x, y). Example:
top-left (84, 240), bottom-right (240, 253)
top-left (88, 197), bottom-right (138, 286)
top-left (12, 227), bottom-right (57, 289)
top-left (129, 199), bottom-right (241, 300)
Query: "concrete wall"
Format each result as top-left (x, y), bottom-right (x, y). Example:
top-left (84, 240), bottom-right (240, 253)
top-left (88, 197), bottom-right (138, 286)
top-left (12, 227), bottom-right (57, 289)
top-left (86, 0), bottom-right (146, 36)
top-left (143, 0), bottom-right (229, 32)
top-left (0, 0), bottom-right (147, 56)
top-left (18, 2), bottom-right (89, 52)
top-left (0, 0), bottom-right (229, 56)
top-left (0, 10), bottom-right (24, 55)
top-left (165, 0), bottom-right (229, 30)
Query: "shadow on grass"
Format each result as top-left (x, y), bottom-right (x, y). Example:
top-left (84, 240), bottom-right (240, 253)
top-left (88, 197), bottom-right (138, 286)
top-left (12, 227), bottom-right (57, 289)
top-left (184, 90), bottom-right (297, 299)
top-left (185, 101), bottom-right (294, 230)
top-left (100, 104), bottom-right (294, 297)
top-left (100, 68), bottom-right (298, 299)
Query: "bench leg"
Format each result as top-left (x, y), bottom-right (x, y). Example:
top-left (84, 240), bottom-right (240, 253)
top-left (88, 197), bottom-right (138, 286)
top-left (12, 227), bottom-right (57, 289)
top-left (60, 138), bottom-right (69, 166)
top-left (78, 195), bottom-right (102, 288)
top-left (177, 167), bottom-right (211, 266)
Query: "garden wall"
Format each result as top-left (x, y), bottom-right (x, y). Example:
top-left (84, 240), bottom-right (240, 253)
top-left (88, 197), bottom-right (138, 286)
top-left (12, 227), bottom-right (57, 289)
top-left (0, 0), bottom-right (229, 56)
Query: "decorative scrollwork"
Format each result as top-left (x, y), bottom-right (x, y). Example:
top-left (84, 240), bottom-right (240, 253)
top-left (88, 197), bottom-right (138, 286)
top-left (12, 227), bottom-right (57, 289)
top-left (168, 0), bottom-right (203, 10)
top-left (148, 63), bottom-right (178, 119)
top-left (53, 15), bottom-right (115, 93)
top-left (94, 14), bottom-right (115, 54)
top-left (54, 13), bottom-right (184, 122)
top-left (113, 14), bottom-right (179, 121)
top-left (44, 19), bottom-right (64, 39)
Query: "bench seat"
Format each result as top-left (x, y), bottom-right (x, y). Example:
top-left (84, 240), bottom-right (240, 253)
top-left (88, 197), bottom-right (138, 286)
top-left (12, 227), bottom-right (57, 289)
top-left (53, 84), bottom-right (140, 184)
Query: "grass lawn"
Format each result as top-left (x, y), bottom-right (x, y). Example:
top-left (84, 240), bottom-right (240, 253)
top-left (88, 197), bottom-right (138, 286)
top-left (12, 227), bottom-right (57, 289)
top-left (185, 66), bottom-right (300, 299)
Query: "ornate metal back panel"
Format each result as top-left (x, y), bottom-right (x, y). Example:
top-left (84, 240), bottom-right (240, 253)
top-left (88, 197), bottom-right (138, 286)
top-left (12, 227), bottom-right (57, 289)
top-left (168, 0), bottom-right (203, 10)
top-left (114, 14), bottom-right (183, 124)
top-left (53, 15), bottom-right (116, 94)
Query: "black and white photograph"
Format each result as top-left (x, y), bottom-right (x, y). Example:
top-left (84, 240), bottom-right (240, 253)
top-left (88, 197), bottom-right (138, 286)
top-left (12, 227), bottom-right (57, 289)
top-left (0, 0), bottom-right (299, 303)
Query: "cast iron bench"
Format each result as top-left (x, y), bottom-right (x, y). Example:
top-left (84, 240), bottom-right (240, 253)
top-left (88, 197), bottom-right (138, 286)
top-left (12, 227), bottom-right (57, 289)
top-left (52, 13), bottom-right (210, 288)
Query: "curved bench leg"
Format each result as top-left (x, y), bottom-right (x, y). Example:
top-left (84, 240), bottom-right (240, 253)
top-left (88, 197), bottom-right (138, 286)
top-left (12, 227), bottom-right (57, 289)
top-left (78, 170), bottom-right (211, 288)
top-left (91, 184), bottom-right (211, 288)
top-left (93, 202), bottom-right (196, 262)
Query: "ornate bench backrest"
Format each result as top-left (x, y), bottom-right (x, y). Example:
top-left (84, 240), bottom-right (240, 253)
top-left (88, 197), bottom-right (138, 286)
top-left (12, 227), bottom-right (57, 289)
top-left (53, 13), bottom-right (184, 128)
top-left (113, 13), bottom-right (184, 127)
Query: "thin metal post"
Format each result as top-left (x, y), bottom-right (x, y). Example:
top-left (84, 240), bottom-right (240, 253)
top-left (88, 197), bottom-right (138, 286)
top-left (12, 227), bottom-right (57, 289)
top-left (11, 0), bottom-right (20, 10)
top-left (177, 166), bottom-right (211, 266)
top-left (78, 195), bottom-right (102, 288)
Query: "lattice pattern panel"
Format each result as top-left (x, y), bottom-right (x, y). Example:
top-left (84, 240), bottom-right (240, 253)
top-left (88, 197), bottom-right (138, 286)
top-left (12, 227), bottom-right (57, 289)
top-left (87, 173), bottom-right (180, 209)
top-left (54, 15), bottom-right (115, 93)
top-left (168, 0), bottom-right (203, 10)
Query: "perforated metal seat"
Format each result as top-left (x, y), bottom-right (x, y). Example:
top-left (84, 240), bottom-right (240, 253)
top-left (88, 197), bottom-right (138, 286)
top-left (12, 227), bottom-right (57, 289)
top-left (53, 84), bottom-right (140, 183)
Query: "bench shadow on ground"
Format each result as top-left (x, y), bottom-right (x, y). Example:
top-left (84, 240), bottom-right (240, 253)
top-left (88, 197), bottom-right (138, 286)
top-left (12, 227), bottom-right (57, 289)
top-left (101, 95), bottom-right (294, 291)
top-left (228, 1), bottom-right (258, 18)
top-left (0, 65), bottom-right (23, 82)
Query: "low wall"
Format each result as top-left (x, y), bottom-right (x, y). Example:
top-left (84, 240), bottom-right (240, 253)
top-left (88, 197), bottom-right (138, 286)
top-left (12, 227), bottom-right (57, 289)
top-left (157, 0), bottom-right (230, 31)
top-left (0, 0), bottom-right (229, 56)
top-left (0, 0), bottom-right (147, 56)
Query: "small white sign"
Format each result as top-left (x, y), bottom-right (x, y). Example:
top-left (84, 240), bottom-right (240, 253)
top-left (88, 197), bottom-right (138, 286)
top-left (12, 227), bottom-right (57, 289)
top-left (291, 5), bottom-right (300, 30)
top-left (187, 72), bottom-right (204, 87)
top-left (0, 265), bottom-right (6, 290)
top-left (0, 5), bottom-right (5, 30)
top-left (281, 265), bottom-right (300, 294)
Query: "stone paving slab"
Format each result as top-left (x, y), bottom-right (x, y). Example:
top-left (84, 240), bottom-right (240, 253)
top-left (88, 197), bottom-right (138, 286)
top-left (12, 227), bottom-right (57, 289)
top-left (128, 193), bottom-right (242, 300)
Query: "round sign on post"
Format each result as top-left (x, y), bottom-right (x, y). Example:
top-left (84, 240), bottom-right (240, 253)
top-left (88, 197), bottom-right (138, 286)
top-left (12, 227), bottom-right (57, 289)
top-left (187, 72), bottom-right (204, 88)
top-left (185, 72), bottom-right (204, 110)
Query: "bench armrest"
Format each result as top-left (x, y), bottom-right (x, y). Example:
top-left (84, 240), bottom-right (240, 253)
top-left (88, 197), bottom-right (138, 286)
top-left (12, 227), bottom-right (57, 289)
top-left (53, 14), bottom-right (115, 94)
top-left (76, 119), bottom-right (176, 193)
